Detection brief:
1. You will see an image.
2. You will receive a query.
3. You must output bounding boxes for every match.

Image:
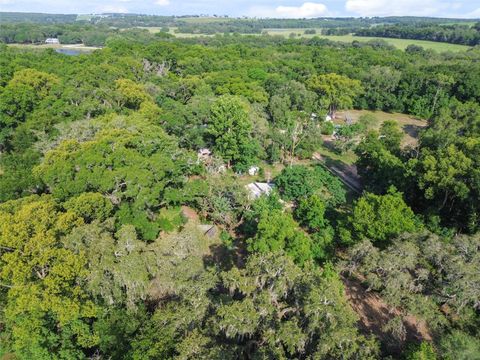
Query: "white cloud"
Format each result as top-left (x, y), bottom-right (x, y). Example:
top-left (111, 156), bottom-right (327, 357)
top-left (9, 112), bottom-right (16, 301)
top-left (98, 4), bottom-right (128, 13)
top-left (276, 2), bottom-right (328, 18)
top-left (345, 0), bottom-right (449, 16)
top-left (465, 7), bottom-right (480, 17)
top-left (155, 0), bottom-right (170, 6)
top-left (249, 2), bottom-right (328, 18)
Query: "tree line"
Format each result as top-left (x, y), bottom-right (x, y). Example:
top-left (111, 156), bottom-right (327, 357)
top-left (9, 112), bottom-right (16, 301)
top-left (356, 23), bottom-right (480, 46)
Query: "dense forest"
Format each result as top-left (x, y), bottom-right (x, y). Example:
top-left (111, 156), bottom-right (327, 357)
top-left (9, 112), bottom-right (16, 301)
top-left (0, 14), bottom-right (480, 360)
top-left (0, 12), bottom-right (78, 23)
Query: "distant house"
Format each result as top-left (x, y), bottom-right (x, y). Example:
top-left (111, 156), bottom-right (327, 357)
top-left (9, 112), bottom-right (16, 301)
top-left (248, 166), bottom-right (259, 176)
top-left (246, 182), bottom-right (273, 199)
top-left (45, 38), bottom-right (60, 44)
top-left (325, 114), bottom-right (332, 122)
top-left (197, 148), bottom-right (211, 162)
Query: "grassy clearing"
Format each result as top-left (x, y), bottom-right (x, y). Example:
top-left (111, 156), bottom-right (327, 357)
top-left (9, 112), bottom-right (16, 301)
top-left (162, 27), bottom-right (216, 38)
top-left (316, 109), bottom-right (426, 168)
top-left (136, 26), bottom-right (165, 33)
top-left (180, 17), bottom-right (233, 24)
top-left (316, 147), bottom-right (358, 166)
top-left (439, 21), bottom-right (477, 26)
top-left (215, 110), bottom-right (424, 186)
top-left (335, 109), bottom-right (427, 147)
top-left (76, 14), bottom-right (94, 21)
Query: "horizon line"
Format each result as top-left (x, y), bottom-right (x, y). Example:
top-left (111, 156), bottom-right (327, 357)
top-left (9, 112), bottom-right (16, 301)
top-left (1, 11), bottom-right (479, 20)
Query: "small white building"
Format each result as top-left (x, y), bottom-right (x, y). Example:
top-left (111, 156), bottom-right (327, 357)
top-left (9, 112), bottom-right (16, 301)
top-left (197, 148), bottom-right (211, 162)
top-left (45, 38), bottom-right (60, 44)
top-left (325, 114), bottom-right (332, 122)
top-left (248, 166), bottom-right (259, 176)
top-left (246, 182), bottom-right (273, 199)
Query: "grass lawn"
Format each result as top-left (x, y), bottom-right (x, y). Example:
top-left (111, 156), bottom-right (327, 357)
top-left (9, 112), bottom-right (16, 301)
top-left (316, 147), bottom-right (357, 166)
top-left (76, 14), bottom-right (93, 21)
top-left (136, 26), bottom-right (165, 33)
top-left (179, 17), bottom-right (233, 24)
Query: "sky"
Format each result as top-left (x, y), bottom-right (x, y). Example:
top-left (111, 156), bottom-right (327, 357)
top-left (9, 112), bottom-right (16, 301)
top-left (0, 0), bottom-right (479, 18)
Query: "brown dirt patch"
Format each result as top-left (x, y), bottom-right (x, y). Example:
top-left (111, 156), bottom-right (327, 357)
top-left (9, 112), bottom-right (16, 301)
top-left (343, 276), bottom-right (432, 356)
top-left (181, 206), bottom-right (199, 222)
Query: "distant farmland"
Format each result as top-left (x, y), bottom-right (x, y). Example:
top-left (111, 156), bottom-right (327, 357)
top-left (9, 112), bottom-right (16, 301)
top-left (139, 26), bottom-right (472, 52)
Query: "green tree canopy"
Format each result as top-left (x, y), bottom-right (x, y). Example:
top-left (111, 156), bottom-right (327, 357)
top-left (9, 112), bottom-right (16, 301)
top-left (274, 165), bottom-right (346, 205)
top-left (307, 73), bottom-right (363, 117)
top-left (34, 115), bottom-right (196, 240)
top-left (0, 196), bottom-right (98, 359)
top-left (247, 209), bottom-right (314, 265)
top-left (214, 252), bottom-right (379, 358)
top-left (355, 131), bottom-right (406, 193)
top-left (208, 95), bottom-right (258, 171)
top-left (295, 194), bottom-right (327, 232)
top-left (0, 68), bottom-right (59, 145)
top-left (380, 120), bottom-right (404, 153)
top-left (350, 188), bottom-right (420, 243)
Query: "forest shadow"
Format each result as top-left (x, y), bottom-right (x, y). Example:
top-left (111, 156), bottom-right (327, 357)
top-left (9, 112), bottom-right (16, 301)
top-left (402, 124), bottom-right (422, 139)
top-left (204, 242), bottom-right (245, 271)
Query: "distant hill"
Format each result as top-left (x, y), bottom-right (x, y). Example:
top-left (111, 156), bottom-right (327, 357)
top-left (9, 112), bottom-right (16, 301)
top-left (0, 12), bottom-right (77, 23)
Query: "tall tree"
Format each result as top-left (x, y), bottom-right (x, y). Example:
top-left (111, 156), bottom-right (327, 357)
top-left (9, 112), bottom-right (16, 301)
top-left (247, 209), bottom-right (314, 266)
top-left (307, 73), bottom-right (362, 118)
top-left (380, 120), bottom-right (404, 154)
top-left (0, 68), bottom-right (58, 147)
top-left (350, 188), bottom-right (420, 244)
top-left (208, 95), bottom-right (258, 171)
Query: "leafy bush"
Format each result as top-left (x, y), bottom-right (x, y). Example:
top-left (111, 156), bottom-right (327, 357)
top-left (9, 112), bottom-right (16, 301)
top-left (275, 165), bottom-right (346, 205)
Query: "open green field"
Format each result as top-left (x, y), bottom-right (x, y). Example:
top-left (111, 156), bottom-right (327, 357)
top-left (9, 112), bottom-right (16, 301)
top-left (139, 25), bottom-right (470, 52)
top-left (135, 26), bottom-right (217, 38)
top-left (439, 21), bottom-right (477, 26)
top-left (136, 26), bottom-right (165, 33)
top-left (264, 28), bottom-right (471, 52)
top-left (179, 16), bottom-right (233, 24)
top-left (76, 14), bottom-right (94, 21)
